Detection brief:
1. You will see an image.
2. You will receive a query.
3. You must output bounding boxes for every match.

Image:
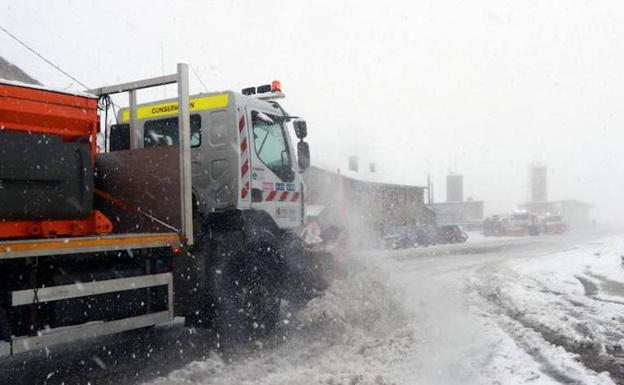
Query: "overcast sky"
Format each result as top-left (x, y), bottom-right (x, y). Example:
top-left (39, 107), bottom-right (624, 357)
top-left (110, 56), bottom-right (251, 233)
top-left (2, 0), bottom-right (623, 222)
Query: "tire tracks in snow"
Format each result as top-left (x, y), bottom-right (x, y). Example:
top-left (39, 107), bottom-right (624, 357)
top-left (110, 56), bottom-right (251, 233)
top-left (576, 276), bottom-right (624, 307)
top-left (471, 264), bottom-right (621, 384)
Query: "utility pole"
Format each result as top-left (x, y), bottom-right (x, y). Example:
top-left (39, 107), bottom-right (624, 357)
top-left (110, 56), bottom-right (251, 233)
top-left (426, 174), bottom-right (434, 205)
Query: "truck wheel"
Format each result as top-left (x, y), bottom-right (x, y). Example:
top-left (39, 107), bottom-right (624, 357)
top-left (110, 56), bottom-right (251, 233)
top-left (213, 232), bottom-right (282, 343)
top-left (0, 306), bottom-right (10, 342)
top-left (278, 232), bottom-right (327, 306)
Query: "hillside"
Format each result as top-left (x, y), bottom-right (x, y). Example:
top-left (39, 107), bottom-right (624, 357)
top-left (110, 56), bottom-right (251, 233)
top-left (0, 56), bottom-right (40, 84)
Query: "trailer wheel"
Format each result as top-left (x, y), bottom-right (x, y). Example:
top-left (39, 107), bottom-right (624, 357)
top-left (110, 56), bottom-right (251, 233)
top-left (213, 231), bottom-right (282, 343)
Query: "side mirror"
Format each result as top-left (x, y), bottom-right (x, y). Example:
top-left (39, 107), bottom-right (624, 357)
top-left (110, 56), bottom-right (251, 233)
top-left (297, 141), bottom-right (310, 171)
top-left (293, 120), bottom-right (307, 139)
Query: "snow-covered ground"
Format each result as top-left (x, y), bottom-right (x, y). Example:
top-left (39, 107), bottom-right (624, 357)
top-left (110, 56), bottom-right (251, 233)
top-left (465, 231), bottom-right (523, 243)
top-left (141, 232), bottom-right (624, 385)
top-left (471, 235), bottom-right (624, 384)
top-left (3, 232), bottom-right (623, 385)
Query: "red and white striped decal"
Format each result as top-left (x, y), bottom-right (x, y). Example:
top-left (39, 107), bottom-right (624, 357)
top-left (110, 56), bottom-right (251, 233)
top-left (239, 114), bottom-right (250, 200)
top-left (264, 191), bottom-right (300, 202)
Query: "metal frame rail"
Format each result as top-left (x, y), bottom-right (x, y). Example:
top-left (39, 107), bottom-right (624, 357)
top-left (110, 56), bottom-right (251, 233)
top-left (88, 62), bottom-right (194, 246)
top-left (5, 273), bottom-right (173, 355)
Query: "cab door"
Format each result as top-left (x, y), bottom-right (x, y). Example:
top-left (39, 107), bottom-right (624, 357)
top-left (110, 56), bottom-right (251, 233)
top-left (247, 108), bottom-right (302, 230)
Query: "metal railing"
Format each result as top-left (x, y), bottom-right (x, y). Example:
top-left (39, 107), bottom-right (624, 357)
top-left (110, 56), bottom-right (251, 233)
top-left (88, 63), bottom-right (194, 246)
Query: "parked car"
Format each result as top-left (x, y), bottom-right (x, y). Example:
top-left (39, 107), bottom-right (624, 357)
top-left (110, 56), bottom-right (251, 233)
top-left (382, 224), bottom-right (437, 249)
top-left (414, 224), bottom-right (437, 247)
top-left (436, 225), bottom-right (468, 244)
top-left (383, 225), bottom-right (415, 249)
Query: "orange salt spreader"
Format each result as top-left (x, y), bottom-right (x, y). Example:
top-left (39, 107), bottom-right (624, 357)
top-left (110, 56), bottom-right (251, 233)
top-left (0, 81), bottom-right (112, 239)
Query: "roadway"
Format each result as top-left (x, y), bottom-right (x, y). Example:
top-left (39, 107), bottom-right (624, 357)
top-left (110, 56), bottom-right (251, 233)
top-left (0, 230), bottom-right (616, 385)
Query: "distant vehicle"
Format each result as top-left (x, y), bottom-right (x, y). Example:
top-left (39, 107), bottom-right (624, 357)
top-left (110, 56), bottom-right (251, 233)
top-left (542, 215), bottom-right (569, 234)
top-left (414, 224), bottom-right (437, 247)
top-left (383, 225), bottom-right (415, 249)
top-left (436, 225), bottom-right (468, 244)
top-left (483, 215), bottom-right (506, 236)
top-left (382, 224), bottom-right (436, 249)
top-left (506, 211), bottom-right (541, 236)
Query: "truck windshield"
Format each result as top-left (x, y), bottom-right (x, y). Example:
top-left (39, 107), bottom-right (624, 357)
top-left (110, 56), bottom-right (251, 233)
top-left (252, 110), bottom-right (294, 182)
top-left (143, 114), bottom-right (201, 148)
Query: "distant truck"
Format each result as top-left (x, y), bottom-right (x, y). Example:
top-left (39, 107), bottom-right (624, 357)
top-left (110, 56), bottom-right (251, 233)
top-left (541, 215), bottom-right (569, 234)
top-left (483, 212), bottom-right (541, 237)
top-left (483, 215), bottom-right (506, 237)
top-left (0, 64), bottom-right (325, 356)
top-left (506, 211), bottom-right (541, 236)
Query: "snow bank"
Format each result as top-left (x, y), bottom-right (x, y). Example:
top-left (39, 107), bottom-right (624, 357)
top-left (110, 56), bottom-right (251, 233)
top-left (147, 259), bottom-right (416, 385)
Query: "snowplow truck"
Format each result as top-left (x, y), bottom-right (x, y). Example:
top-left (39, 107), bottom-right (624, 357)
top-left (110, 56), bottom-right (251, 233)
top-left (0, 64), bottom-right (322, 356)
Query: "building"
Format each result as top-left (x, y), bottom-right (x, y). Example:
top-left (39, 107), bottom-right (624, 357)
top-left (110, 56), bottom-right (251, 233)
top-left (529, 164), bottom-right (548, 203)
top-left (520, 200), bottom-right (593, 228)
top-left (446, 174), bottom-right (463, 202)
top-left (430, 174), bottom-right (484, 229)
top-left (303, 166), bottom-right (435, 246)
top-left (431, 199), bottom-right (484, 228)
top-left (521, 164), bottom-right (593, 228)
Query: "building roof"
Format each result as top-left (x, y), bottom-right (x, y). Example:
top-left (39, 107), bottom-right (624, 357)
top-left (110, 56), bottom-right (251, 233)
top-left (522, 200), bottom-right (593, 209)
top-left (431, 201), bottom-right (484, 207)
top-left (550, 200), bottom-right (593, 208)
top-left (307, 165), bottom-right (426, 190)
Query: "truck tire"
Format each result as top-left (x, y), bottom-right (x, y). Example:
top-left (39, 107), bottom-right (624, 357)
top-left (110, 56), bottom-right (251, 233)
top-left (278, 232), bottom-right (327, 306)
top-left (210, 230), bottom-right (282, 344)
top-left (0, 306), bottom-right (10, 342)
top-left (218, 235), bottom-right (281, 342)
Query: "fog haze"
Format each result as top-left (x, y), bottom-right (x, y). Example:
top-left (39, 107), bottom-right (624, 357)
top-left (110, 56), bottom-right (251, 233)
top-left (1, 0), bottom-right (623, 222)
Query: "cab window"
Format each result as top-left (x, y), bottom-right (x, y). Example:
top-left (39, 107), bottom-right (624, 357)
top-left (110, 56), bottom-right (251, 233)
top-left (144, 114), bottom-right (202, 148)
top-left (251, 110), bottom-right (294, 182)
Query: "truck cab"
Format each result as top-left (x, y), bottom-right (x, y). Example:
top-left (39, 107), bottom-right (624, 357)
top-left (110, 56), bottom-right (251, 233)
top-left (507, 211), bottom-right (541, 236)
top-left (112, 82), bottom-right (309, 231)
top-left (110, 81), bottom-right (318, 335)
